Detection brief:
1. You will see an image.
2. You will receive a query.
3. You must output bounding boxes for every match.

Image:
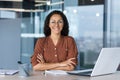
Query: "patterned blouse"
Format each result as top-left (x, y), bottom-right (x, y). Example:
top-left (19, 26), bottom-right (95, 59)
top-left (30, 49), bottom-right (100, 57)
top-left (31, 36), bottom-right (78, 67)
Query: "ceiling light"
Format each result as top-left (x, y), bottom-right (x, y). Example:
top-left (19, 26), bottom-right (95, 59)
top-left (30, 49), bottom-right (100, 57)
top-left (35, 1), bottom-right (64, 7)
top-left (0, 8), bottom-right (44, 12)
top-left (73, 9), bottom-right (77, 13)
top-left (91, 0), bottom-right (95, 2)
top-left (48, 1), bottom-right (64, 6)
top-left (0, 0), bottom-right (22, 2)
top-left (63, 10), bottom-right (67, 14)
top-left (35, 4), bottom-right (45, 7)
top-left (35, 0), bottom-right (48, 3)
top-left (47, 1), bottom-right (51, 5)
top-left (96, 13), bottom-right (100, 16)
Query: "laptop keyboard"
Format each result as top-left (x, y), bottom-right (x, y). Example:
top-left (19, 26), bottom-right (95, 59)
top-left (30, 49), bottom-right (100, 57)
top-left (79, 71), bottom-right (92, 75)
top-left (67, 69), bottom-right (93, 74)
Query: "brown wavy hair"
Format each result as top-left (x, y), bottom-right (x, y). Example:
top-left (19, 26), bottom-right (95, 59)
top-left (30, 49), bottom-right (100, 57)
top-left (44, 10), bottom-right (69, 37)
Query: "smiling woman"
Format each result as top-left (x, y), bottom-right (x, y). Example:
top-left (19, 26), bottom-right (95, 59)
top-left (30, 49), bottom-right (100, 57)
top-left (31, 10), bottom-right (78, 71)
top-left (49, 14), bottom-right (64, 38)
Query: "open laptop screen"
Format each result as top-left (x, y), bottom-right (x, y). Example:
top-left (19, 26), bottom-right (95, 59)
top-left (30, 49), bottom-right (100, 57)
top-left (67, 48), bottom-right (120, 77)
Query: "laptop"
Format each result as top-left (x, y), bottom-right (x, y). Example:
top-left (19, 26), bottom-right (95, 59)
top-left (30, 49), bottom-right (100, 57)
top-left (67, 48), bottom-right (120, 77)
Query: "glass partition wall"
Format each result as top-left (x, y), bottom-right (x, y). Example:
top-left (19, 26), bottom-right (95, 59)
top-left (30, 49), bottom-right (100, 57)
top-left (20, 0), bottom-right (120, 70)
top-left (20, 0), bottom-right (104, 69)
top-left (65, 5), bottom-right (104, 69)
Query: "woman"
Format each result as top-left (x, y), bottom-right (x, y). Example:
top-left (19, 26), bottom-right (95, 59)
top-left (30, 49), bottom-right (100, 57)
top-left (31, 10), bottom-right (78, 71)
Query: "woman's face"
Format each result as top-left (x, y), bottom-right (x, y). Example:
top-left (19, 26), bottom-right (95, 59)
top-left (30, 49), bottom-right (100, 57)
top-left (49, 14), bottom-right (64, 35)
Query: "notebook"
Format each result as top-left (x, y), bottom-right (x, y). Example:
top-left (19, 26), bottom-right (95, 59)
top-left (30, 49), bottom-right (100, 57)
top-left (0, 69), bottom-right (19, 75)
top-left (67, 48), bottom-right (120, 77)
top-left (45, 70), bottom-right (67, 75)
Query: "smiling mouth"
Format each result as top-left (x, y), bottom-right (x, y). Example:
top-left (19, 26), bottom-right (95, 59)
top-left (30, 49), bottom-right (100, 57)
top-left (53, 27), bottom-right (60, 31)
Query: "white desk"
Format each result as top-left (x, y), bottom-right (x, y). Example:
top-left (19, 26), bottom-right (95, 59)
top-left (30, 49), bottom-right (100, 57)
top-left (0, 71), bottom-right (120, 80)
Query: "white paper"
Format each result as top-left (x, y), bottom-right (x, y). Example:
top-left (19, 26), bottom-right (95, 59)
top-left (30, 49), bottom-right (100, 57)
top-left (0, 69), bottom-right (19, 75)
top-left (45, 70), bottom-right (68, 75)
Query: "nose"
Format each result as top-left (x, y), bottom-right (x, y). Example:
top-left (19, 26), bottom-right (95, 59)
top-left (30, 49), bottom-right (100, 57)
top-left (55, 22), bottom-right (59, 26)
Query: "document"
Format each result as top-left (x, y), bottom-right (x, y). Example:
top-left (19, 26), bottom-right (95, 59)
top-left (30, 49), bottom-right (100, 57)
top-left (0, 69), bottom-right (19, 75)
top-left (45, 70), bottom-right (68, 75)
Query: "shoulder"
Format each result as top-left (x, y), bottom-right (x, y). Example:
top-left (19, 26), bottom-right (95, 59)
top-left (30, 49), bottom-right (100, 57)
top-left (63, 36), bottom-right (75, 41)
top-left (37, 37), bottom-right (46, 43)
top-left (38, 37), bottom-right (46, 40)
top-left (63, 36), bottom-right (77, 47)
top-left (63, 36), bottom-right (76, 44)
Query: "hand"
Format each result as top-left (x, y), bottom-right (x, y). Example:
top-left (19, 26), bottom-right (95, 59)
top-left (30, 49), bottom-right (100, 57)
top-left (37, 53), bottom-right (45, 63)
top-left (59, 58), bottom-right (76, 67)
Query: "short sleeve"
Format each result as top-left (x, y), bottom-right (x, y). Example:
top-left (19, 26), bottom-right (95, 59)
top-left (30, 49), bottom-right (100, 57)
top-left (66, 36), bottom-right (78, 65)
top-left (31, 37), bottom-right (45, 67)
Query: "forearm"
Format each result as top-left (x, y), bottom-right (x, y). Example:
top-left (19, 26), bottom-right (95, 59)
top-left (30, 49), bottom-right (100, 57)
top-left (33, 62), bottom-right (60, 71)
top-left (51, 65), bottom-right (75, 71)
top-left (33, 57), bottom-right (76, 71)
top-left (33, 63), bottom-right (75, 71)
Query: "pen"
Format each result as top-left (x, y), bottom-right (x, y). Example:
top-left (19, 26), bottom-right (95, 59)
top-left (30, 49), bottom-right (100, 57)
top-left (43, 70), bottom-right (47, 76)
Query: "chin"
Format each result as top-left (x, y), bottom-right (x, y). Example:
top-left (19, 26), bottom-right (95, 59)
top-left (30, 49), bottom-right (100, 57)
top-left (53, 31), bottom-right (61, 34)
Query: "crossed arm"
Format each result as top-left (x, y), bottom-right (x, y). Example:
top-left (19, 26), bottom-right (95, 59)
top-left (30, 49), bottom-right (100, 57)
top-left (33, 54), bottom-right (76, 71)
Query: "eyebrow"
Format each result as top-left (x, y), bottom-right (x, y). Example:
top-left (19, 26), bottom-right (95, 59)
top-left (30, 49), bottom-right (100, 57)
top-left (50, 19), bottom-right (63, 21)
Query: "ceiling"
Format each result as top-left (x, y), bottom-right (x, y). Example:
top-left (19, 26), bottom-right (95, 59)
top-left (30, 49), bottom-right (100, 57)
top-left (0, 0), bottom-right (104, 12)
top-left (0, 0), bottom-right (51, 12)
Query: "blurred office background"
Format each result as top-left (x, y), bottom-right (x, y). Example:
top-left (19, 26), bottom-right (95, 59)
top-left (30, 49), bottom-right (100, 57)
top-left (0, 0), bottom-right (120, 70)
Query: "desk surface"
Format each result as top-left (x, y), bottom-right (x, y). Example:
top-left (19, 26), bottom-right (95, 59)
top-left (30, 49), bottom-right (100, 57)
top-left (0, 71), bottom-right (120, 80)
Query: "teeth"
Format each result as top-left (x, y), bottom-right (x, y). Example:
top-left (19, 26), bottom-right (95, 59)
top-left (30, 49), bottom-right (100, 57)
top-left (54, 28), bottom-right (59, 30)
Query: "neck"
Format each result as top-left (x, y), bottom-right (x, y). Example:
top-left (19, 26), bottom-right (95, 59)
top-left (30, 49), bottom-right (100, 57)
top-left (50, 34), bottom-right (61, 40)
top-left (50, 34), bottom-right (61, 46)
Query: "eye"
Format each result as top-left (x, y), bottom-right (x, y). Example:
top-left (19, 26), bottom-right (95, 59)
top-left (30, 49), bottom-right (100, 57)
top-left (50, 21), bottom-right (55, 24)
top-left (51, 21), bottom-right (55, 23)
top-left (58, 20), bottom-right (63, 24)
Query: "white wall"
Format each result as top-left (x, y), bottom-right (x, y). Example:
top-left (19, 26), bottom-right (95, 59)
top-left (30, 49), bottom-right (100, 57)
top-left (0, 18), bottom-right (21, 69)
